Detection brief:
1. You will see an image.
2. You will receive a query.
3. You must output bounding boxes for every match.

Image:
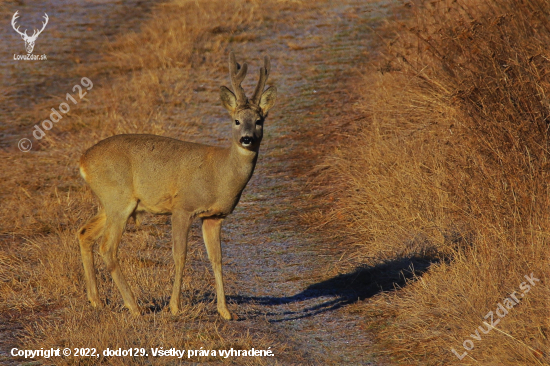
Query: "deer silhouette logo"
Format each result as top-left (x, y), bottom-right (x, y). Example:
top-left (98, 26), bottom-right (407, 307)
top-left (11, 11), bottom-right (49, 54)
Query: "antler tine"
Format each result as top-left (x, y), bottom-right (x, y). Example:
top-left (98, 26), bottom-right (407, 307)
top-left (40, 14), bottom-right (48, 32)
top-left (229, 52), bottom-right (248, 104)
top-left (251, 56), bottom-right (271, 105)
top-left (31, 13), bottom-right (48, 38)
top-left (11, 11), bottom-right (28, 37)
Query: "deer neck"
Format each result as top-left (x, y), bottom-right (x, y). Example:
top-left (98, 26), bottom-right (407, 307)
top-left (223, 141), bottom-right (259, 186)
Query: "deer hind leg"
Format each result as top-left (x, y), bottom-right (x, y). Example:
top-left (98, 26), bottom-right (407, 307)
top-left (169, 211), bottom-right (192, 315)
top-left (78, 210), bottom-right (106, 308)
top-left (202, 217), bottom-right (233, 320)
top-left (99, 202), bottom-right (140, 315)
top-left (131, 211), bottom-right (145, 228)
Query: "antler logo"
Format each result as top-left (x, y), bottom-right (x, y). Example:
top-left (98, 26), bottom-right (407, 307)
top-left (11, 11), bottom-right (49, 54)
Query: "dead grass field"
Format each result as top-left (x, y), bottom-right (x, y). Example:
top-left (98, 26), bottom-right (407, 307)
top-left (318, 0), bottom-right (550, 364)
top-left (3, 0), bottom-right (548, 364)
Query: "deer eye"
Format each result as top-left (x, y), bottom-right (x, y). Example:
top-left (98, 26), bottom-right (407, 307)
top-left (235, 120), bottom-right (240, 126)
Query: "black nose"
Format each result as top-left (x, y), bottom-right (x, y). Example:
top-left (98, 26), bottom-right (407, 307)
top-left (241, 136), bottom-right (253, 145)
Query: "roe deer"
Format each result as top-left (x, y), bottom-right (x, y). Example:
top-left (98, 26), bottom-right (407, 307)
top-left (77, 52), bottom-right (276, 319)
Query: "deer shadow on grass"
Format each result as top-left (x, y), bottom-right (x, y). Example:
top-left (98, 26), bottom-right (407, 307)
top-left (228, 255), bottom-right (439, 322)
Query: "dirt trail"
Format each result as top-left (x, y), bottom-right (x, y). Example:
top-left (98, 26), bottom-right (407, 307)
top-left (212, 1), bottom-right (389, 364)
top-left (169, 1), bottom-right (390, 363)
top-left (1, 0), bottom-right (390, 364)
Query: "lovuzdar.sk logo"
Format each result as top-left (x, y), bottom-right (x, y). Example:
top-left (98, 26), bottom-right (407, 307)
top-left (11, 11), bottom-right (48, 61)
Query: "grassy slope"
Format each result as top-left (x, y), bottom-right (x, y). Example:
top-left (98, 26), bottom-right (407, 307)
top-left (322, 0), bottom-right (550, 364)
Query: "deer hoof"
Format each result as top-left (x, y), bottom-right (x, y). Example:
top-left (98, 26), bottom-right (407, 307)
top-left (88, 297), bottom-right (103, 308)
top-left (219, 308), bottom-right (236, 320)
top-left (126, 305), bottom-right (142, 316)
top-left (169, 299), bottom-right (180, 315)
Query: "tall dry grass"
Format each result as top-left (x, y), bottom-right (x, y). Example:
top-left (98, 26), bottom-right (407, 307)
top-left (324, 0), bottom-right (550, 364)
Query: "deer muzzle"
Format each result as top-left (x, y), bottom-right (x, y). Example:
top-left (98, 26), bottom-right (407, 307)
top-left (240, 136), bottom-right (254, 147)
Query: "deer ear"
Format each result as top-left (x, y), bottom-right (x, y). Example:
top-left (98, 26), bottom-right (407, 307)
top-left (259, 86), bottom-right (277, 114)
top-left (220, 86), bottom-right (237, 113)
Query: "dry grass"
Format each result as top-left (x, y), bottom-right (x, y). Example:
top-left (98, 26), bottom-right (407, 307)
top-left (0, 0), bottom-right (305, 364)
top-left (322, 0), bottom-right (550, 364)
top-left (5, 0), bottom-right (549, 363)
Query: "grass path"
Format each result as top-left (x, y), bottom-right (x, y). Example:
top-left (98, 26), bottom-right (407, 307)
top-left (210, 1), bottom-right (390, 364)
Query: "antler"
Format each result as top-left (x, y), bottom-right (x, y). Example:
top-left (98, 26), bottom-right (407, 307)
top-left (30, 13), bottom-right (48, 40)
top-left (11, 12), bottom-right (48, 40)
top-left (229, 52), bottom-right (248, 104)
top-left (11, 11), bottom-right (27, 37)
top-left (250, 56), bottom-right (271, 105)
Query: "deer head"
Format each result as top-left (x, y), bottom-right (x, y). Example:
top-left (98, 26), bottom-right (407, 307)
top-left (220, 52), bottom-right (277, 151)
top-left (12, 11), bottom-right (49, 54)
